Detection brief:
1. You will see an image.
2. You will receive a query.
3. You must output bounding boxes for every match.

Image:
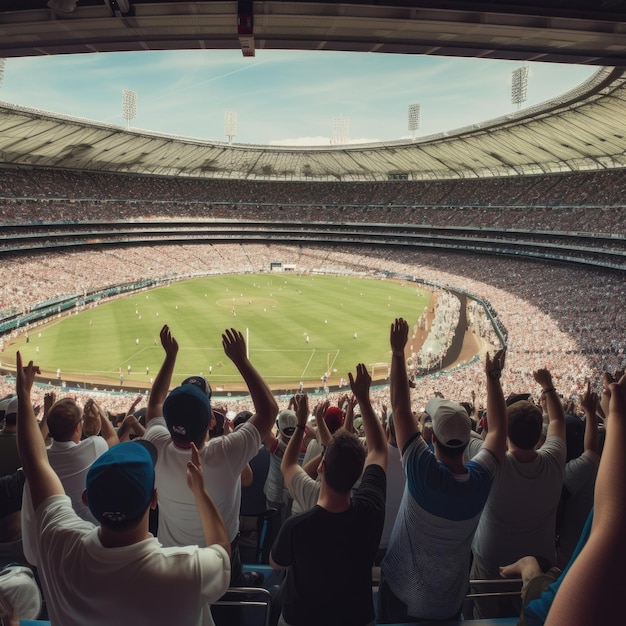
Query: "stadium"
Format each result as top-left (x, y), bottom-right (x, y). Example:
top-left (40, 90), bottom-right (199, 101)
top-left (0, 2), bottom-right (625, 626)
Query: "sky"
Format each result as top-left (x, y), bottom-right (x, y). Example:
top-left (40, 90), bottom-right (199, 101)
top-left (0, 49), bottom-right (596, 146)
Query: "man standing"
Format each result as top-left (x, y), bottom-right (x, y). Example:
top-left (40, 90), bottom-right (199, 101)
top-left (378, 318), bottom-right (507, 622)
top-left (470, 368), bottom-right (566, 618)
top-left (15, 351), bottom-right (231, 626)
top-left (144, 325), bottom-right (278, 587)
top-left (270, 363), bottom-right (387, 626)
top-left (22, 395), bottom-right (120, 566)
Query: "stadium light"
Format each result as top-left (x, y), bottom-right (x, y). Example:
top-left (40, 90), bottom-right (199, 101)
top-left (0, 59), bottom-right (5, 88)
top-left (331, 115), bottom-right (349, 145)
top-left (122, 89), bottom-right (137, 128)
top-left (224, 111), bottom-right (238, 144)
top-left (408, 103), bottom-right (420, 139)
top-left (511, 65), bottom-right (529, 110)
top-left (47, 0), bottom-right (79, 14)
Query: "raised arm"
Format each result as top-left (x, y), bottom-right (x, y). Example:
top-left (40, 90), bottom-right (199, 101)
top-left (313, 400), bottom-right (332, 447)
top-left (389, 318), bottom-right (418, 451)
top-left (15, 352), bottom-right (64, 511)
top-left (116, 413), bottom-right (146, 442)
top-left (222, 328), bottom-right (278, 439)
top-left (482, 348), bottom-right (507, 464)
top-left (534, 368), bottom-right (566, 441)
top-left (186, 442), bottom-right (231, 557)
top-left (580, 381), bottom-right (599, 456)
top-left (343, 394), bottom-right (357, 435)
top-left (280, 394), bottom-right (308, 491)
top-left (349, 363), bottom-right (387, 470)
top-left (38, 390), bottom-right (55, 443)
top-left (98, 406), bottom-right (119, 448)
top-left (146, 325), bottom-right (179, 425)
top-left (544, 373), bottom-right (626, 626)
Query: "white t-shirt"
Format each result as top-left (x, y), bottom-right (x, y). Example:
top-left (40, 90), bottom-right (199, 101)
top-left (22, 435), bottom-right (108, 564)
top-left (288, 470), bottom-right (320, 515)
top-left (47, 436), bottom-right (108, 523)
top-left (145, 418), bottom-right (261, 545)
top-left (35, 494), bottom-right (230, 626)
top-left (472, 435), bottom-right (566, 571)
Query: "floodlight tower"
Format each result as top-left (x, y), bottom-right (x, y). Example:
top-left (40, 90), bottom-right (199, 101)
top-left (331, 115), bottom-right (349, 145)
top-left (408, 103), bottom-right (420, 140)
top-left (0, 59), bottom-right (5, 88)
top-left (122, 89), bottom-right (137, 129)
top-left (224, 111), bottom-right (238, 144)
top-left (511, 65), bottom-right (529, 110)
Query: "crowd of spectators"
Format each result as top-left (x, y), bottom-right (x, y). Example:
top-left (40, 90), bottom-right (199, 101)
top-left (0, 242), bottom-right (623, 417)
top-left (3, 166), bottom-right (626, 208)
top-left (1, 165), bottom-right (625, 625)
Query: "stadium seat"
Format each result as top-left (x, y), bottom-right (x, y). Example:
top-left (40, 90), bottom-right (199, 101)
top-left (210, 586), bottom-right (272, 626)
top-left (239, 507), bottom-right (281, 564)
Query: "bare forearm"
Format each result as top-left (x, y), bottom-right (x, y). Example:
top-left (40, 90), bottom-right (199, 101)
top-left (583, 411), bottom-right (599, 455)
top-left (99, 412), bottom-right (119, 448)
top-left (390, 353), bottom-right (414, 448)
top-left (358, 396), bottom-right (386, 455)
top-left (146, 354), bottom-right (176, 423)
top-left (483, 377), bottom-right (506, 461)
top-left (236, 358), bottom-right (278, 430)
top-left (282, 428), bottom-right (305, 473)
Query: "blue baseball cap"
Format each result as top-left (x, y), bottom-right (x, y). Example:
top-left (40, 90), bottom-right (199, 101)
top-left (163, 383), bottom-right (212, 444)
top-left (86, 440), bottom-right (156, 526)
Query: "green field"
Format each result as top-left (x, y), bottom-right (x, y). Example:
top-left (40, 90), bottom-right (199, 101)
top-left (11, 274), bottom-right (430, 391)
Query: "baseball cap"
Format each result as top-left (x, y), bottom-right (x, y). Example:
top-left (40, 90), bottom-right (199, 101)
top-left (181, 375), bottom-right (212, 400)
top-left (86, 440), bottom-right (157, 525)
top-left (163, 383), bottom-right (212, 444)
top-left (425, 397), bottom-right (471, 448)
top-left (324, 406), bottom-right (344, 433)
top-left (276, 409), bottom-right (297, 437)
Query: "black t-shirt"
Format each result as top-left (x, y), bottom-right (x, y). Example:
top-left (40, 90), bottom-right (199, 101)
top-left (271, 464), bottom-right (386, 626)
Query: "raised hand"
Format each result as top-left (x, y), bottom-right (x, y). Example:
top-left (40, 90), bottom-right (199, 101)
top-left (390, 318), bottom-right (409, 355)
top-left (221, 328), bottom-right (247, 365)
top-left (186, 442), bottom-right (205, 494)
top-left (349, 363), bottom-right (371, 400)
top-left (293, 393), bottom-right (309, 427)
top-left (159, 324), bottom-right (179, 358)
top-left (580, 381), bottom-right (599, 417)
top-left (16, 351), bottom-right (40, 395)
top-left (485, 348), bottom-right (506, 378)
top-left (533, 368), bottom-right (554, 391)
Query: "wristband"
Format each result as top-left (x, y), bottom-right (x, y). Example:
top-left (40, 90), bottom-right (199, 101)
top-left (543, 387), bottom-right (556, 393)
top-left (295, 424), bottom-right (306, 430)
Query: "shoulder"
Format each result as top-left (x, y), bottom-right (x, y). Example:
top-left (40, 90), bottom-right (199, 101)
top-left (144, 417), bottom-right (170, 443)
top-left (467, 446), bottom-right (499, 478)
top-left (37, 494), bottom-right (93, 535)
top-left (81, 435), bottom-right (109, 454)
top-left (538, 436), bottom-right (567, 464)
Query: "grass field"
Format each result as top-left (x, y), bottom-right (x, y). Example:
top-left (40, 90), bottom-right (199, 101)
top-left (10, 274), bottom-right (430, 391)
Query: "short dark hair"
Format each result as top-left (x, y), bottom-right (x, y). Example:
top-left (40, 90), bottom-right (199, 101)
top-left (322, 429), bottom-right (366, 494)
top-left (47, 398), bottom-right (82, 441)
top-left (435, 438), bottom-right (468, 460)
top-left (507, 401), bottom-right (543, 450)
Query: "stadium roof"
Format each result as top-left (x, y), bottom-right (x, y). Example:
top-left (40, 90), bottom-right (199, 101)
top-left (2, 1), bottom-right (626, 181)
top-left (2, 1), bottom-right (626, 66)
top-left (2, 65), bottom-right (626, 181)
